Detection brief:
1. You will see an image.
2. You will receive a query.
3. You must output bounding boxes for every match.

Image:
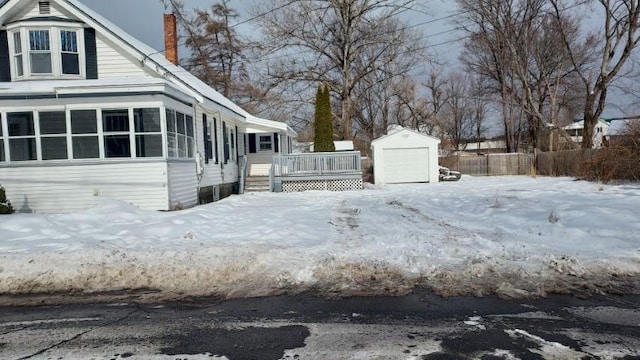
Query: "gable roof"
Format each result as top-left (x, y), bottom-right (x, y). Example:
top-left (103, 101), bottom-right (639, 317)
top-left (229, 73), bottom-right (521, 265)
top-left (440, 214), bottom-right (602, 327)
top-left (0, 0), bottom-right (296, 136)
top-left (371, 126), bottom-right (440, 146)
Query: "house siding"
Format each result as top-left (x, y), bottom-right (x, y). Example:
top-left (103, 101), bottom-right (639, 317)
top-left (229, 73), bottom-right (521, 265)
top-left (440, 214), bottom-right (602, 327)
top-left (0, 161), bottom-right (169, 213)
top-left (96, 34), bottom-right (151, 79)
top-left (167, 161), bottom-right (198, 209)
top-left (17, 1), bottom-right (66, 19)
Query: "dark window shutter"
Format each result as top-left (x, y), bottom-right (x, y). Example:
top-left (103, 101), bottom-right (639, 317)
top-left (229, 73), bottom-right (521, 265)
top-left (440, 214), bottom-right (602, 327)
top-left (0, 31), bottom-right (10, 82)
top-left (213, 118), bottom-right (219, 164)
top-left (274, 132), bottom-right (279, 153)
top-left (223, 122), bottom-right (229, 163)
top-left (248, 133), bottom-right (256, 153)
top-left (202, 114), bottom-right (210, 164)
top-left (84, 28), bottom-right (98, 79)
top-left (235, 125), bottom-right (239, 163)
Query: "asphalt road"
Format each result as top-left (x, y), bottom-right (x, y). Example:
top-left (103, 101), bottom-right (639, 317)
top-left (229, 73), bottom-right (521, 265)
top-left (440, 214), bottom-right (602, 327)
top-left (1, 290), bottom-right (640, 359)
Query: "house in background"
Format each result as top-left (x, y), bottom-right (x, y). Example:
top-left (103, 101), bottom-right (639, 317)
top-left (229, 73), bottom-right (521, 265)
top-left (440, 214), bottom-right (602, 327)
top-left (0, 0), bottom-right (295, 213)
top-left (561, 119), bottom-right (610, 149)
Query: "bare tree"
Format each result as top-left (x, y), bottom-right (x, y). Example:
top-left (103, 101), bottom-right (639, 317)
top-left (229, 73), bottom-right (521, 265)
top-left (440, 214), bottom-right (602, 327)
top-left (470, 75), bottom-right (490, 152)
top-left (458, 0), bottom-right (520, 152)
top-left (160, 0), bottom-right (265, 108)
top-left (442, 71), bottom-right (475, 151)
top-left (420, 68), bottom-right (449, 138)
top-left (253, 0), bottom-right (422, 140)
top-left (550, 0), bottom-right (640, 149)
top-left (457, 0), bottom-right (587, 152)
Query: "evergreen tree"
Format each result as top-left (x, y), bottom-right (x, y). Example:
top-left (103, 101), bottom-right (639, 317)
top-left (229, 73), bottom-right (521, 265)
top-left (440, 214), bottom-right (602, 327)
top-left (314, 83), bottom-right (335, 152)
top-left (0, 185), bottom-right (14, 214)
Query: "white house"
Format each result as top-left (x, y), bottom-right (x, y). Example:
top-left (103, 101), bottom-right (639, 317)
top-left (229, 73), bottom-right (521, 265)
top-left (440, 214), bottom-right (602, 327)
top-left (371, 127), bottom-right (440, 184)
top-left (562, 119), bottom-right (610, 148)
top-left (0, 0), bottom-right (296, 213)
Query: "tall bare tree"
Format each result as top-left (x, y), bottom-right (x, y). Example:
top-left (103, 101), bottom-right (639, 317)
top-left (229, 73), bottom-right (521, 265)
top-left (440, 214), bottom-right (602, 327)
top-left (458, 0), bottom-right (520, 152)
top-left (160, 0), bottom-right (262, 106)
top-left (550, 0), bottom-right (640, 148)
top-left (253, 0), bottom-right (422, 140)
top-left (457, 0), bottom-right (586, 151)
top-left (442, 71), bottom-right (475, 151)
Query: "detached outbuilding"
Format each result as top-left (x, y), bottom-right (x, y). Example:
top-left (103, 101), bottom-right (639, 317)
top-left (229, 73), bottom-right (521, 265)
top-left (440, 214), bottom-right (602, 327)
top-left (371, 128), bottom-right (441, 184)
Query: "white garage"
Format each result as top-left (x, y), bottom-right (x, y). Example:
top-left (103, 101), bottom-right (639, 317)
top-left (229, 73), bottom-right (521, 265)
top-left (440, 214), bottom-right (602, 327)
top-left (371, 128), bottom-right (441, 184)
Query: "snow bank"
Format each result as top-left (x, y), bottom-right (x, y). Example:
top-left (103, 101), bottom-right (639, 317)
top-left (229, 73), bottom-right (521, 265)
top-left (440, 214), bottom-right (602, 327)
top-left (1, 176), bottom-right (639, 303)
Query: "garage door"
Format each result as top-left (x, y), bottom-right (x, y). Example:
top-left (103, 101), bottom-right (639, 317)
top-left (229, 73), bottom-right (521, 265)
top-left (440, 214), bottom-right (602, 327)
top-left (383, 148), bottom-right (430, 183)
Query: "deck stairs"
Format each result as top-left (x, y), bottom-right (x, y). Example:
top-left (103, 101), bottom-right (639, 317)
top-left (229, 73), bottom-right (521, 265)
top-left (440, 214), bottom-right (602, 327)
top-left (244, 176), bottom-right (270, 192)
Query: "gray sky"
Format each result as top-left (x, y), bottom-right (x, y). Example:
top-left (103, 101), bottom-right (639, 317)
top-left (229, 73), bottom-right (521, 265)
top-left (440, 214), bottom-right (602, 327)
top-left (79, 0), bottom-right (462, 65)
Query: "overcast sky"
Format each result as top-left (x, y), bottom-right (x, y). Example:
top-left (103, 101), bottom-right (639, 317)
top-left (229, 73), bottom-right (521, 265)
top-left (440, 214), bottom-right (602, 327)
top-left (79, 0), bottom-right (462, 65)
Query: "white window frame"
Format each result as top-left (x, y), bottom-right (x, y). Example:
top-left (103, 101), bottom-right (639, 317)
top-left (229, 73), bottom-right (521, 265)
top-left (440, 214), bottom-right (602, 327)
top-left (12, 32), bottom-right (24, 78)
top-left (165, 109), bottom-right (195, 159)
top-left (7, 22), bottom-right (85, 81)
top-left (258, 134), bottom-right (273, 152)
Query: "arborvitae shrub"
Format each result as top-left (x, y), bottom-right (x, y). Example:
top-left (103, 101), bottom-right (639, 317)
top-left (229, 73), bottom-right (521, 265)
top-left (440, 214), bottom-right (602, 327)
top-left (313, 82), bottom-right (335, 152)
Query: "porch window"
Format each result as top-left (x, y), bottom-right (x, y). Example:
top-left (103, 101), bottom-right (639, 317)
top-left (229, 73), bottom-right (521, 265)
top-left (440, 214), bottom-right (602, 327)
top-left (103, 109), bottom-right (131, 158)
top-left (165, 109), bottom-right (194, 158)
top-left (186, 115), bottom-right (194, 158)
top-left (134, 108), bottom-right (162, 157)
top-left (166, 109), bottom-right (177, 157)
top-left (71, 110), bottom-right (99, 159)
top-left (7, 112), bottom-right (37, 161)
top-left (39, 111), bottom-right (67, 160)
top-left (259, 135), bottom-right (272, 151)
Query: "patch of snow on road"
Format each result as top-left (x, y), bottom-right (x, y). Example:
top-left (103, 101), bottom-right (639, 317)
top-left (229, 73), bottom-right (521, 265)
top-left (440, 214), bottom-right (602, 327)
top-left (0, 176), bottom-right (639, 301)
top-left (506, 329), bottom-right (590, 358)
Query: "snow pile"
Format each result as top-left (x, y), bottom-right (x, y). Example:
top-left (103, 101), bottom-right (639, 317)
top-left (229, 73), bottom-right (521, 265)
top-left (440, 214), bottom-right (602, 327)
top-left (1, 176), bottom-right (639, 302)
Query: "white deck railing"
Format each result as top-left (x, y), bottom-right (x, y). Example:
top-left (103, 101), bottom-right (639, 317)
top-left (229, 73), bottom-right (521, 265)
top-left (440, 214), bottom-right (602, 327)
top-left (272, 151), bottom-right (362, 177)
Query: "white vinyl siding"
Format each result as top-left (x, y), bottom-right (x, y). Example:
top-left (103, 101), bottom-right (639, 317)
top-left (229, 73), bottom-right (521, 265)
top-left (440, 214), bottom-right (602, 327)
top-left (17, 1), bottom-right (65, 19)
top-left (0, 162), bottom-right (170, 213)
top-left (96, 35), bottom-right (152, 79)
top-left (168, 161), bottom-right (197, 209)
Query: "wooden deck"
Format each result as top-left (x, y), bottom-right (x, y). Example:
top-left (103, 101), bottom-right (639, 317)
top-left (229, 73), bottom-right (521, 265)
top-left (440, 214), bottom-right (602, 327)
top-left (271, 152), bottom-right (363, 192)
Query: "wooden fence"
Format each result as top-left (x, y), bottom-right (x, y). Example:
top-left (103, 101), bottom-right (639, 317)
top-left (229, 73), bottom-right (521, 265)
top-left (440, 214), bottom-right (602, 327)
top-left (440, 153), bottom-right (534, 176)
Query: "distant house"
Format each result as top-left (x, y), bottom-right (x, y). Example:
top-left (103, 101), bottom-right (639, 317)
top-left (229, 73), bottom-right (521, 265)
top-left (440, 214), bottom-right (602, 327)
top-left (460, 140), bottom-right (507, 154)
top-left (561, 119), bottom-right (610, 148)
top-left (0, 0), bottom-right (296, 213)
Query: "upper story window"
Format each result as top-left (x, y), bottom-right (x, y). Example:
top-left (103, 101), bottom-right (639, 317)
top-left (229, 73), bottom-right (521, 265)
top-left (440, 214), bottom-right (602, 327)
top-left (7, 23), bottom-right (84, 80)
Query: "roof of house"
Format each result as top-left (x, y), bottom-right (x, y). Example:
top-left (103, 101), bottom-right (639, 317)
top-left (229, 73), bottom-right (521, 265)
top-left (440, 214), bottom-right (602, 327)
top-left (0, 0), bottom-right (296, 136)
top-left (371, 126), bottom-right (441, 146)
top-left (563, 119), bottom-right (610, 130)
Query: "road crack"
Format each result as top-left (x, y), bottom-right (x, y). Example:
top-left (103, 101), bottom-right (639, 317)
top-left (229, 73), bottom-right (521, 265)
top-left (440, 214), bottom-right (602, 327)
top-left (14, 307), bottom-right (139, 360)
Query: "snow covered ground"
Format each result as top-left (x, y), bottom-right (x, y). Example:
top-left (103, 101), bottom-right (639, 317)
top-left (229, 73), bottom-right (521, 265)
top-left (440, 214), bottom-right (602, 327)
top-left (1, 176), bottom-right (639, 302)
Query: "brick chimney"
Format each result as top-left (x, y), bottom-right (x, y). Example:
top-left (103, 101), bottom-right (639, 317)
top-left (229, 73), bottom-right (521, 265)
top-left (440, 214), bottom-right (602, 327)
top-left (163, 13), bottom-right (178, 65)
